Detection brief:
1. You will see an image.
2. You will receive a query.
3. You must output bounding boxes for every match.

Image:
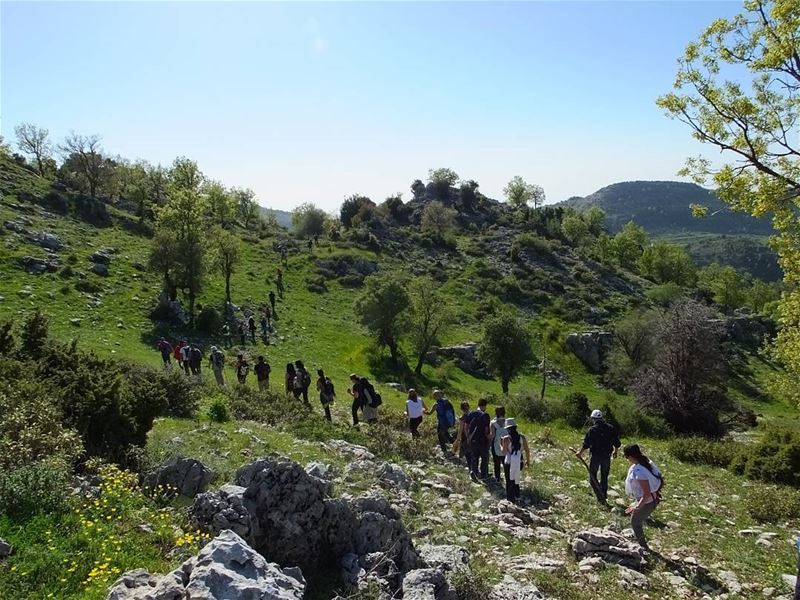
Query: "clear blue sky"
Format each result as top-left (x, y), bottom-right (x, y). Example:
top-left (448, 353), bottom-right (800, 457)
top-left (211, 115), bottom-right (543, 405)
top-left (1, 1), bottom-right (742, 212)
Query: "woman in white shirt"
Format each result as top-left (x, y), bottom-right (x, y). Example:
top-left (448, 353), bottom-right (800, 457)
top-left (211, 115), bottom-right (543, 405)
top-left (500, 418), bottom-right (531, 503)
top-left (623, 443), bottom-right (663, 550)
top-left (405, 389), bottom-right (427, 438)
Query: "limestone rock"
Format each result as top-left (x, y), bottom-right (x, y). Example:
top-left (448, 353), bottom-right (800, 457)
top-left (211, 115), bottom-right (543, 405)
top-left (29, 230), bottom-right (63, 251)
top-left (565, 332), bottom-right (613, 373)
top-left (617, 565), bottom-right (649, 589)
top-left (193, 484), bottom-right (251, 539)
top-left (490, 575), bottom-right (546, 599)
top-left (417, 544), bottom-right (470, 573)
top-left (571, 528), bottom-right (646, 569)
top-left (19, 255), bottom-right (58, 274)
top-left (402, 567), bottom-right (456, 600)
top-left (377, 462), bottom-right (412, 491)
top-left (91, 262), bottom-right (109, 276)
top-left (143, 456), bottom-right (213, 498)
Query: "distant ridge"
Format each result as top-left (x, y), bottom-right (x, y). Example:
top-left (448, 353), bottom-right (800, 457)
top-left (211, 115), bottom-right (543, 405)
top-left (259, 206), bottom-right (292, 229)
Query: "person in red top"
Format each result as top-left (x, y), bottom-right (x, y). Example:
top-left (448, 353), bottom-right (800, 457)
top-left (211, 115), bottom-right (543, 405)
top-left (174, 340), bottom-right (185, 369)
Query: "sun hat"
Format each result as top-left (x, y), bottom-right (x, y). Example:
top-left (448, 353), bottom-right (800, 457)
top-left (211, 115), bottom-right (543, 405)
top-left (591, 409), bottom-right (603, 419)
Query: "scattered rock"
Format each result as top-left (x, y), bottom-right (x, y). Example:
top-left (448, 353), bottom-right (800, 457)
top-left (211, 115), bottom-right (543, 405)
top-left (386, 382), bottom-right (405, 391)
top-left (417, 544), bottom-right (470, 573)
top-left (617, 565), bottom-right (649, 589)
top-left (782, 574), bottom-right (797, 591)
top-left (490, 575), bottom-right (546, 599)
top-left (508, 554), bottom-right (565, 574)
top-left (565, 331), bottom-right (613, 373)
top-left (718, 570), bottom-right (742, 594)
top-left (377, 462), bottom-right (412, 491)
top-left (105, 530), bottom-right (305, 600)
top-left (305, 461), bottom-right (335, 480)
top-left (19, 255), bottom-right (58, 274)
top-left (29, 230), bottom-right (63, 251)
top-left (324, 439), bottom-right (376, 461)
top-left (18, 289), bottom-right (33, 298)
top-left (193, 484), bottom-right (251, 539)
top-left (4, 220), bottom-right (28, 234)
top-left (143, 456), bottom-right (214, 498)
top-left (402, 567), bottom-right (455, 600)
top-left (571, 528), bottom-right (647, 569)
top-left (91, 262), bottom-right (109, 276)
top-left (90, 248), bottom-right (114, 264)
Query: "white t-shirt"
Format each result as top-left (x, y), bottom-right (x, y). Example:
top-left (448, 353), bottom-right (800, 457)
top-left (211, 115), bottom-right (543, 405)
top-left (180, 346), bottom-right (190, 361)
top-left (407, 399), bottom-right (424, 419)
top-left (625, 462), bottom-right (662, 503)
top-left (491, 417), bottom-right (507, 455)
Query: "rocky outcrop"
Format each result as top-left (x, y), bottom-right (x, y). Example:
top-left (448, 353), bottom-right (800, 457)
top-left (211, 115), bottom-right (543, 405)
top-left (571, 528), bottom-right (647, 570)
top-left (720, 314), bottom-right (776, 348)
top-left (143, 456), bottom-right (214, 498)
top-left (90, 248), bottom-right (115, 264)
top-left (417, 544), bottom-right (469, 573)
top-left (18, 255), bottom-right (59, 274)
top-left (565, 332), bottom-right (613, 373)
top-left (490, 576), bottom-right (547, 599)
top-left (429, 343), bottom-right (490, 379)
top-left (105, 530), bottom-right (305, 600)
top-left (28, 230), bottom-right (63, 251)
top-left (376, 462), bottom-right (412, 491)
top-left (193, 484), bottom-right (251, 539)
top-left (402, 567), bottom-right (457, 600)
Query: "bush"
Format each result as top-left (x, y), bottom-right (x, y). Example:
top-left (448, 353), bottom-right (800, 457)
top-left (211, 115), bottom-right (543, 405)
top-left (560, 392), bottom-right (590, 428)
top-left (731, 428), bottom-right (800, 486)
top-left (0, 458), bottom-right (72, 517)
top-left (668, 437), bottom-right (744, 468)
top-left (451, 569), bottom-right (493, 600)
top-left (505, 393), bottom-right (554, 424)
top-left (744, 484), bottom-right (800, 523)
top-left (196, 306), bottom-right (223, 334)
top-left (612, 400), bottom-right (671, 438)
top-left (208, 397), bottom-right (231, 423)
top-left (225, 386), bottom-right (301, 423)
top-left (75, 278), bottom-right (103, 294)
top-left (647, 282), bottom-right (686, 306)
top-left (153, 367), bottom-right (201, 418)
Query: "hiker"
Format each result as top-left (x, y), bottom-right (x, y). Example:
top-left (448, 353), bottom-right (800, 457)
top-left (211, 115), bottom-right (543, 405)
top-left (238, 321), bottom-right (247, 346)
top-left (235, 353), bottom-right (249, 385)
top-left (157, 338), bottom-right (173, 367)
top-left (254, 355), bottom-right (271, 391)
top-left (286, 363), bottom-right (300, 398)
top-left (316, 368), bottom-right (335, 422)
top-left (174, 340), bottom-right (184, 369)
top-left (452, 401), bottom-right (473, 466)
top-left (425, 389), bottom-right (455, 453)
top-left (623, 443), bottom-right (663, 550)
top-left (189, 345), bottom-right (202, 376)
top-left (314, 233), bottom-right (319, 247)
top-left (348, 373), bottom-right (365, 425)
top-left (500, 418), bottom-right (531, 503)
top-left (490, 406), bottom-right (508, 483)
top-left (221, 323), bottom-right (231, 348)
top-left (281, 247), bottom-right (288, 265)
top-left (248, 315), bottom-right (257, 344)
top-left (269, 291), bottom-right (277, 316)
top-left (209, 346), bottom-right (225, 386)
top-left (307, 238), bottom-right (313, 252)
top-left (179, 341), bottom-right (191, 375)
top-left (260, 315), bottom-right (268, 340)
top-left (405, 389), bottom-right (427, 438)
top-left (360, 376), bottom-right (381, 423)
top-left (466, 398), bottom-right (491, 481)
top-left (576, 409), bottom-right (621, 504)
top-left (264, 305), bottom-right (272, 329)
top-left (295, 360), bottom-right (312, 404)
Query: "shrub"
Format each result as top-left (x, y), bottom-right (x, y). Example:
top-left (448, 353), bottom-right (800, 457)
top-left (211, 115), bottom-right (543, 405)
top-left (506, 393), bottom-right (554, 424)
top-left (19, 310), bottom-right (49, 359)
top-left (451, 569), bottom-right (493, 600)
top-left (0, 458), bottom-right (72, 517)
top-left (647, 282), bottom-right (686, 306)
top-left (668, 437), bottom-right (744, 468)
top-left (305, 275), bottom-right (328, 293)
top-left (0, 321), bottom-right (13, 356)
top-left (208, 397), bottom-right (231, 423)
top-left (744, 484), bottom-right (800, 523)
top-left (196, 306), bottom-right (223, 334)
top-left (612, 400), bottom-right (671, 438)
top-left (59, 265), bottom-right (74, 278)
top-left (560, 392), bottom-right (590, 428)
top-left (75, 278), bottom-right (103, 294)
top-left (730, 428), bottom-right (800, 486)
top-left (153, 367), bottom-right (201, 418)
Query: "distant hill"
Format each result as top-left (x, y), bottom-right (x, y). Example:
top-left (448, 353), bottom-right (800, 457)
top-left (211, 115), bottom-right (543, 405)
top-left (259, 206), bottom-right (292, 229)
top-left (562, 180), bottom-right (773, 235)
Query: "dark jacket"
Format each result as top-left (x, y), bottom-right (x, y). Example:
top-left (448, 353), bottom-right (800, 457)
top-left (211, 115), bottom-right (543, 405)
top-left (582, 420), bottom-right (621, 455)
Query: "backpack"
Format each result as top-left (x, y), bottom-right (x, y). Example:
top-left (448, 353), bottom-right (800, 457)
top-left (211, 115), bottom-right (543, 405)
top-left (211, 351), bottom-right (224, 369)
top-left (362, 379), bottom-right (382, 407)
top-left (299, 368), bottom-right (312, 388)
top-left (293, 374), bottom-right (304, 390)
top-left (324, 379), bottom-right (335, 397)
top-left (445, 401), bottom-right (456, 428)
top-left (645, 463), bottom-right (665, 501)
top-left (468, 410), bottom-right (487, 445)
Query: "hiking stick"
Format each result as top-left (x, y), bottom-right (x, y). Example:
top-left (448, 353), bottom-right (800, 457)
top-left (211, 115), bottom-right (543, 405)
top-left (567, 446), bottom-right (606, 504)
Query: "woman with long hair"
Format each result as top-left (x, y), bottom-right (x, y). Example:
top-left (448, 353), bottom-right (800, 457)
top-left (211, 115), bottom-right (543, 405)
top-left (316, 368), bottom-right (335, 422)
top-left (285, 363), bottom-right (298, 397)
top-left (405, 389), bottom-right (427, 438)
top-left (500, 418), bottom-right (531, 502)
top-left (623, 443), bottom-right (663, 550)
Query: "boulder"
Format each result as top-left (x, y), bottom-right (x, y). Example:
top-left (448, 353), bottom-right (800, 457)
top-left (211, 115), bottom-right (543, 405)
top-left (90, 248), bottom-right (115, 264)
top-left (91, 262), bottom-right (109, 276)
top-left (376, 462), bottom-right (412, 491)
top-left (143, 456), bottom-right (214, 498)
top-left (0, 539), bottom-right (12, 558)
top-left (305, 461), bottom-right (335, 480)
top-left (19, 255), bottom-right (58, 274)
top-left (402, 567), bottom-right (456, 600)
top-left (430, 343), bottom-right (490, 379)
top-left (565, 332), bottom-right (613, 373)
top-left (29, 230), bottom-right (63, 251)
top-left (490, 576), bottom-right (546, 599)
top-left (324, 439), bottom-right (376, 461)
top-left (416, 544), bottom-right (469, 573)
top-left (193, 484), bottom-right (251, 539)
top-left (571, 528), bottom-right (647, 570)
top-left (4, 220), bottom-right (28, 234)
top-left (105, 530), bottom-right (305, 600)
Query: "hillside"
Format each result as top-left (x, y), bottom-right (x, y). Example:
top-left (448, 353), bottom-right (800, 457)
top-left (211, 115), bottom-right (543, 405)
top-left (259, 206), bottom-right (293, 229)
top-left (1, 155), bottom-right (799, 600)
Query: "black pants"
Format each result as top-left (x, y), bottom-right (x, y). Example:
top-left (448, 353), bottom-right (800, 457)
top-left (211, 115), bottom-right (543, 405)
top-left (183, 361), bottom-right (191, 376)
top-left (470, 445), bottom-right (490, 479)
top-left (589, 453), bottom-right (612, 502)
top-left (323, 404), bottom-right (332, 422)
top-left (351, 400), bottom-right (361, 425)
top-left (492, 447), bottom-right (505, 481)
top-left (161, 353), bottom-right (171, 366)
top-left (250, 329), bottom-right (256, 343)
top-left (302, 387), bottom-right (310, 404)
top-left (409, 416), bottom-right (422, 437)
top-left (504, 463), bottom-right (520, 501)
top-left (437, 428), bottom-right (452, 452)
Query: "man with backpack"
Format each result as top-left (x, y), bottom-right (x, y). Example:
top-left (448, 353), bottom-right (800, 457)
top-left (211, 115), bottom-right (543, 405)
top-left (157, 338), bottom-right (173, 368)
top-left (209, 346), bottom-right (225, 386)
top-left (248, 316), bottom-right (257, 344)
top-left (179, 341), bottom-right (192, 375)
top-left (189, 345), bottom-right (203, 376)
top-left (467, 398), bottom-right (491, 481)
top-left (294, 360), bottom-right (312, 404)
top-left (576, 409), bottom-right (621, 504)
top-left (254, 356), bottom-right (271, 391)
top-left (348, 373), bottom-right (381, 425)
top-left (426, 389), bottom-right (456, 453)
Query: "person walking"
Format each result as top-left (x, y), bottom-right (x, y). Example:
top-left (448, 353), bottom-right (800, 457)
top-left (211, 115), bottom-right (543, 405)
top-left (238, 321), bottom-right (247, 346)
top-left (316, 368), bottom-right (335, 422)
top-left (254, 356), bottom-right (271, 391)
top-left (248, 315), bottom-right (257, 344)
top-left (221, 323), bottom-right (231, 348)
top-left (426, 390), bottom-right (456, 453)
top-left (157, 338), bottom-right (173, 368)
top-left (179, 341), bottom-right (191, 375)
top-left (286, 363), bottom-right (300, 398)
top-left (174, 340), bottom-right (185, 370)
top-left (269, 291), bottom-right (277, 317)
top-left (209, 346), bottom-right (225, 386)
top-left (264, 305), bottom-right (272, 329)
top-left (452, 401), bottom-right (473, 467)
top-left (277, 269), bottom-right (285, 298)
top-left (467, 398), bottom-right (491, 481)
top-left (348, 373), bottom-right (367, 426)
top-left (260, 315), bottom-right (268, 340)
top-left (405, 389), bottom-right (427, 438)
top-left (189, 345), bottom-right (202, 376)
top-left (500, 418), bottom-right (531, 503)
top-left (490, 406), bottom-right (508, 483)
top-left (623, 444), bottom-right (663, 550)
top-left (307, 238), bottom-right (313, 253)
top-left (359, 376), bottom-right (380, 423)
top-left (576, 409), bottom-right (621, 504)
top-left (235, 353), bottom-right (250, 385)
top-left (295, 360), bottom-right (312, 404)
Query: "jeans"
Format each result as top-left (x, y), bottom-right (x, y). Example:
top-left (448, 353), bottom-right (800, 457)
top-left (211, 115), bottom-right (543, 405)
top-left (437, 428), bottom-right (452, 452)
top-left (589, 452), bottom-right (612, 502)
top-left (409, 416), bottom-right (422, 437)
top-left (630, 500), bottom-right (658, 547)
top-left (470, 445), bottom-right (490, 479)
top-left (492, 446), bottom-right (505, 481)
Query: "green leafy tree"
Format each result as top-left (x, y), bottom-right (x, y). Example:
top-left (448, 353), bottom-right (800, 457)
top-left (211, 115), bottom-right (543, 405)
top-left (232, 187), bottom-right (259, 229)
top-left (408, 277), bottom-right (452, 375)
top-left (292, 203), bottom-right (327, 237)
top-left (58, 133), bottom-right (108, 197)
top-left (561, 211), bottom-right (590, 246)
top-left (656, 0), bottom-right (800, 385)
top-left (613, 221), bottom-right (648, 269)
top-left (170, 156), bottom-right (203, 192)
top-left (478, 312), bottom-right (533, 394)
top-left (148, 229), bottom-right (179, 302)
top-left (583, 206), bottom-right (606, 237)
top-left (206, 181), bottom-right (236, 228)
top-left (504, 176), bottom-right (546, 209)
top-left (638, 242), bottom-right (697, 286)
top-left (340, 194), bottom-right (375, 228)
top-left (355, 275), bottom-right (410, 366)
top-left (211, 228), bottom-right (241, 304)
top-left (421, 201), bottom-right (456, 238)
top-left (698, 263), bottom-right (748, 312)
top-left (748, 279), bottom-right (782, 314)
top-left (428, 168), bottom-right (459, 200)
top-left (14, 123), bottom-right (52, 176)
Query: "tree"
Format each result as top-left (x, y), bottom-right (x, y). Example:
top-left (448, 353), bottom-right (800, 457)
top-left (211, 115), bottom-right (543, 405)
top-left (561, 212), bottom-right (590, 246)
top-left (408, 277), bottom-right (452, 375)
top-left (698, 263), bottom-right (748, 312)
top-left (340, 194), bottom-right (375, 228)
top-left (606, 308), bottom-right (659, 387)
top-left (638, 242), bottom-right (697, 286)
top-left (583, 206), bottom-right (605, 237)
top-left (478, 312), bottom-right (533, 394)
top-left (421, 201), bottom-right (456, 238)
top-left (292, 203), bottom-right (327, 238)
top-left (232, 187), bottom-right (259, 229)
top-left (428, 168), bottom-right (459, 200)
top-left (503, 176), bottom-right (545, 209)
top-left (613, 221), bottom-right (648, 269)
top-left (355, 275), bottom-right (410, 366)
top-left (211, 228), bottom-right (241, 304)
top-left (170, 156), bottom-right (203, 192)
top-left (14, 123), bottom-right (52, 176)
top-left (206, 181), bottom-right (236, 228)
top-left (148, 229), bottom-right (179, 302)
top-left (58, 133), bottom-right (107, 197)
top-left (656, 0), bottom-right (800, 386)
top-left (630, 300), bottom-right (730, 436)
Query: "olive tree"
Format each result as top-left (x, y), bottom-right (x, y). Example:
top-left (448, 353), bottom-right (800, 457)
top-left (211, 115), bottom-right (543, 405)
top-left (478, 312), bottom-right (533, 394)
top-left (355, 274), bottom-right (409, 366)
top-left (503, 176), bottom-right (545, 209)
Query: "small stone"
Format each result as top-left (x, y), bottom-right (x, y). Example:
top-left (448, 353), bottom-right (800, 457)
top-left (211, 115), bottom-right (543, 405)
top-left (0, 539), bottom-right (12, 558)
top-left (69, 318), bottom-right (81, 326)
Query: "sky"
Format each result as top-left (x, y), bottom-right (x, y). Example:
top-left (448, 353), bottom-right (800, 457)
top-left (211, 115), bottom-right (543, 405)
top-left (1, 1), bottom-right (743, 212)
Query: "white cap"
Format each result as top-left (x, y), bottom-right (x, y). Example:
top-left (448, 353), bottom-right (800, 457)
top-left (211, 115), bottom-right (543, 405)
top-left (591, 409), bottom-right (603, 420)
top-left (505, 418), bottom-right (517, 428)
